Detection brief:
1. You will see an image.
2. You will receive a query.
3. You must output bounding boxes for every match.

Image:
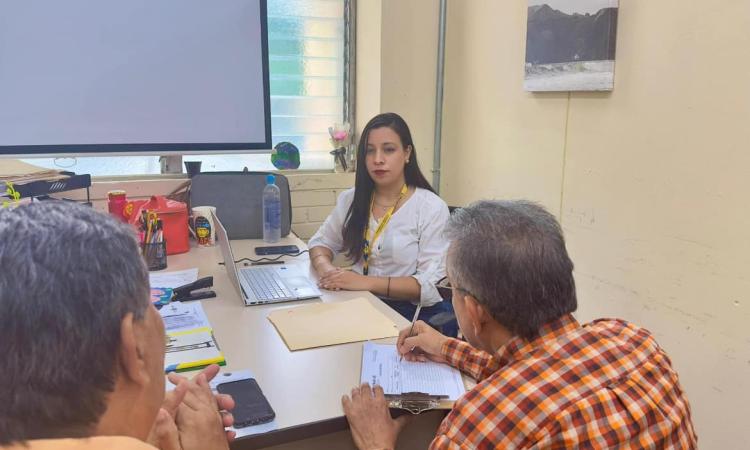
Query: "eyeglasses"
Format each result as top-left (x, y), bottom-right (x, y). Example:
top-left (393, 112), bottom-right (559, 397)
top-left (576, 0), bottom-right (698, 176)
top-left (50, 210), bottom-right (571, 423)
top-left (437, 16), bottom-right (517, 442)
top-left (435, 276), bottom-right (453, 302)
top-left (435, 276), bottom-right (477, 303)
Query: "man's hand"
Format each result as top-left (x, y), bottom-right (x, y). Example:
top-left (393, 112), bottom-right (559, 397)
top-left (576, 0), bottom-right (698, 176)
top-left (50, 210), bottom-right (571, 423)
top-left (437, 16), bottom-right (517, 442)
top-left (342, 383), bottom-right (410, 450)
top-left (146, 407), bottom-right (182, 450)
top-left (318, 268), bottom-right (370, 291)
top-left (165, 364), bottom-right (236, 441)
top-left (397, 320), bottom-right (449, 364)
top-left (147, 365), bottom-right (236, 450)
top-left (170, 373), bottom-right (230, 450)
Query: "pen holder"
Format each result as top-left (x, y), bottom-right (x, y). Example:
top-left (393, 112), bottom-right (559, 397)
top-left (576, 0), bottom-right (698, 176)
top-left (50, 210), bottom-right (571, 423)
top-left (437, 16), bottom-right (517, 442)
top-left (142, 240), bottom-right (168, 271)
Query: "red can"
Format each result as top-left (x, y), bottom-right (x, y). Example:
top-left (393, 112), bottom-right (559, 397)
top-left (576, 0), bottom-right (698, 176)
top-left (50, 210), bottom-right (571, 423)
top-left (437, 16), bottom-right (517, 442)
top-left (135, 196), bottom-right (190, 255)
top-left (107, 190), bottom-right (129, 222)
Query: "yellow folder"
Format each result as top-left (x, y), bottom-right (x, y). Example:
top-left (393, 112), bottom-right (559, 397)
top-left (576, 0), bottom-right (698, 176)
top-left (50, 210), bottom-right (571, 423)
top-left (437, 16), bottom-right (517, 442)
top-left (267, 297), bottom-right (400, 351)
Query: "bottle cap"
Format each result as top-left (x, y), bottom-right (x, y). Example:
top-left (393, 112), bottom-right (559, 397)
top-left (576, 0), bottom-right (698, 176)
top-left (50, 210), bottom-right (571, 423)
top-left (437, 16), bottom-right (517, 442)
top-left (266, 174), bottom-right (275, 184)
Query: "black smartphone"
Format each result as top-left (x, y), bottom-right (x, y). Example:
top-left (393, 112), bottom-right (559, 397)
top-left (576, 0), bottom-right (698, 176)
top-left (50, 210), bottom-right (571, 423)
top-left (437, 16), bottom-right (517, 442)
top-left (216, 379), bottom-right (276, 427)
top-left (255, 245), bottom-right (300, 256)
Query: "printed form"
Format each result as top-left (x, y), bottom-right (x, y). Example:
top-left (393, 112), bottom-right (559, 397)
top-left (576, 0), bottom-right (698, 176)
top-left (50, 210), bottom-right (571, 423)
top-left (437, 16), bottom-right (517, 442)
top-left (149, 268), bottom-right (199, 289)
top-left (360, 342), bottom-right (465, 401)
top-left (159, 301), bottom-right (211, 332)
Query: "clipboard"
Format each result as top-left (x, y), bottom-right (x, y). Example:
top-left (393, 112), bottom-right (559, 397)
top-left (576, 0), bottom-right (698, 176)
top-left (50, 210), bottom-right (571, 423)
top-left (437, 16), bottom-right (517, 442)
top-left (360, 342), bottom-right (466, 414)
top-left (386, 392), bottom-right (449, 414)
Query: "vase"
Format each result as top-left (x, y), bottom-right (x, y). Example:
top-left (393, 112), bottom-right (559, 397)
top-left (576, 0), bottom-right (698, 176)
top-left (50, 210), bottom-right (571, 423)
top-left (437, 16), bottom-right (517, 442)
top-left (331, 147), bottom-right (349, 173)
top-left (346, 145), bottom-right (356, 172)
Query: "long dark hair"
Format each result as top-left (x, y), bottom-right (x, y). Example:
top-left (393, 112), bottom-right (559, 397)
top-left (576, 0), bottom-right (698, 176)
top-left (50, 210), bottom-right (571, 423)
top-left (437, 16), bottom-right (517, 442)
top-left (342, 113), bottom-right (435, 263)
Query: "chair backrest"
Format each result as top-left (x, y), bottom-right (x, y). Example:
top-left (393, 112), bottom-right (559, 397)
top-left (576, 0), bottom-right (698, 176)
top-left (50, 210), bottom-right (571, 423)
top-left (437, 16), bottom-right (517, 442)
top-left (189, 171), bottom-right (292, 239)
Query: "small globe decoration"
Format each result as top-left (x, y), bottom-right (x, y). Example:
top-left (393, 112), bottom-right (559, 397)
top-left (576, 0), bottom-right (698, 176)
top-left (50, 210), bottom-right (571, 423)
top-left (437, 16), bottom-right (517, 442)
top-left (270, 141), bottom-right (300, 170)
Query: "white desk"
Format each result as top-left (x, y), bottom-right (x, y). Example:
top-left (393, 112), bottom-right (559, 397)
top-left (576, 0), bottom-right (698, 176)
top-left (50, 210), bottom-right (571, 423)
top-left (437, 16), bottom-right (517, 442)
top-left (164, 236), bottom-right (445, 449)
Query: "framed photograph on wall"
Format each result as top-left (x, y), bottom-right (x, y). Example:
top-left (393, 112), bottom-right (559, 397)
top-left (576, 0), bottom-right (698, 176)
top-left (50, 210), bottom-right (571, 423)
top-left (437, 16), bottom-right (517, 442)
top-left (524, 1), bottom-right (619, 92)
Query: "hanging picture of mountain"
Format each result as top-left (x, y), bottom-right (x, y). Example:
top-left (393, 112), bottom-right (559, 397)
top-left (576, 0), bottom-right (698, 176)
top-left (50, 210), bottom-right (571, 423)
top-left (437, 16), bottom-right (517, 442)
top-left (524, 1), bottom-right (619, 91)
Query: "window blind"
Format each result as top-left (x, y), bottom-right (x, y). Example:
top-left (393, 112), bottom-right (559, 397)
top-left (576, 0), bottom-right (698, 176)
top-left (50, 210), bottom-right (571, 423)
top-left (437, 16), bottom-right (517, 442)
top-left (264, 0), bottom-right (346, 169)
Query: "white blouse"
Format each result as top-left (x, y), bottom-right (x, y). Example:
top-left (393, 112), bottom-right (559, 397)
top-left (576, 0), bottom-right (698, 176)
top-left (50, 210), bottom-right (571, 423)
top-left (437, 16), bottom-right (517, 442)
top-left (308, 187), bottom-right (450, 306)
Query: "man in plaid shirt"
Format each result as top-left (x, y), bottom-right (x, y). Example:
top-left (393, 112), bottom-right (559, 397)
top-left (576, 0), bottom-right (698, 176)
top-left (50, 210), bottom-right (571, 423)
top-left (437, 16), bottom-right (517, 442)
top-left (342, 200), bottom-right (697, 449)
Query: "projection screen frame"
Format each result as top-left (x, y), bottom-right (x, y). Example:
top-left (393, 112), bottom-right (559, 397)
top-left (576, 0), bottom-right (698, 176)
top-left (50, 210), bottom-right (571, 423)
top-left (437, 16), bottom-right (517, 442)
top-left (0, 0), bottom-right (272, 159)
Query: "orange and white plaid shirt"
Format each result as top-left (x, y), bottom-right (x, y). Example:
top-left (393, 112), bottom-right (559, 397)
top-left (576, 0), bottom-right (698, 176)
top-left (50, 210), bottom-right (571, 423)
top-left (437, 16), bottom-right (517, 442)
top-left (431, 314), bottom-right (697, 449)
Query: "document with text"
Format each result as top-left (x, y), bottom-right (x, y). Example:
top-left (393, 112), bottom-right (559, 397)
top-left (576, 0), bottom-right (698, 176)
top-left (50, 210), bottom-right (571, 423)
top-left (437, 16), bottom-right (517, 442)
top-left (360, 342), bottom-right (466, 401)
top-left (159, 301), bottom-right (211, 332)
top-left (149, 268), bottom-right (199, 289)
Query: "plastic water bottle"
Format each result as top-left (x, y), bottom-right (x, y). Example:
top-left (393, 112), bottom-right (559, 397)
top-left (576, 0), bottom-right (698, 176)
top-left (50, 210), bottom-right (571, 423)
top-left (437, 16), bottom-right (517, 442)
top-left (262, 174), bottom-right (281, 243)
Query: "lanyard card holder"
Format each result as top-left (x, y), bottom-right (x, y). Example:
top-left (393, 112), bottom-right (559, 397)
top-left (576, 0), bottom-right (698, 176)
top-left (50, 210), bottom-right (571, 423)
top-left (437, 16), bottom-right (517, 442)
top-left (386, 392), bottom-right (448, 415)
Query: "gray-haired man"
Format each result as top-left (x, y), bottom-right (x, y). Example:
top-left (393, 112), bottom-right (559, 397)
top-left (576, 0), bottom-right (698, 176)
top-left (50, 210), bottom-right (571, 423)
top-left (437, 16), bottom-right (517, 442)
top-left (342, 200), bottom-right (697, 449)
top-left (0, 201), bottom-right (233, 450)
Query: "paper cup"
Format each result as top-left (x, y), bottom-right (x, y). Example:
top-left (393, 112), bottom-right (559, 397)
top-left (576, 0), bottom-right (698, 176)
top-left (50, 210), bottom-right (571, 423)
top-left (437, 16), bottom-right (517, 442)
top-left (192, 206), bottom-right (216, 246)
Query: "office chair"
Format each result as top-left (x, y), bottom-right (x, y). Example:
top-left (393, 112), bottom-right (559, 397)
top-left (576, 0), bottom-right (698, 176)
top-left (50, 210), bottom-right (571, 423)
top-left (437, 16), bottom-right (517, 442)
top-left (190, 171), bottom-right (293, 240)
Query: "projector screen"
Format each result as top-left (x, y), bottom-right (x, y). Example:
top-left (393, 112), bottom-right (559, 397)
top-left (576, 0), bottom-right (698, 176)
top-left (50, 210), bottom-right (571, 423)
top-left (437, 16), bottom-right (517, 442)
top-left (0, 0), bottom-right (271, 157)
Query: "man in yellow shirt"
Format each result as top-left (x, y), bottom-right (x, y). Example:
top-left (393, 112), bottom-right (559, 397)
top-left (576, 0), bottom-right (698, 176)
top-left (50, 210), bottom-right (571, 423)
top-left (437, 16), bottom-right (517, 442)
top-left (0, 202), bottom-right (233, 450)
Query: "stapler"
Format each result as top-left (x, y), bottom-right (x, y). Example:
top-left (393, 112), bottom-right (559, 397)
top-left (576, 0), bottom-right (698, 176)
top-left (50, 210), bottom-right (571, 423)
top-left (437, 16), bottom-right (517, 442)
top-left (172, 276), bottom-right (217, 302)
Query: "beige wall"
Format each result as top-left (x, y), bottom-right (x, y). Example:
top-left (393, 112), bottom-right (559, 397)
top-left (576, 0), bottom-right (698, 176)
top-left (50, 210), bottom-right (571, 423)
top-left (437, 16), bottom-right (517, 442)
top-left (355, 0), bottom-right (382, 135)
top-left (430, 0), bottom-right (750, 447)
top-left (441, 0), bottom-right (568, 210)
top-left (355, 0), bottom-right (440, 184)
top-left (380, 0), bottom-right (439, 180)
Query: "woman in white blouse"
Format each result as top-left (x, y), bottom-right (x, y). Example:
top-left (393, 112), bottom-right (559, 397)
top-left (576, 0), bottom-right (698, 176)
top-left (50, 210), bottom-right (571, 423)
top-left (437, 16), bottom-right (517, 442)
top-left (308, 113), bottom-right (455, 334)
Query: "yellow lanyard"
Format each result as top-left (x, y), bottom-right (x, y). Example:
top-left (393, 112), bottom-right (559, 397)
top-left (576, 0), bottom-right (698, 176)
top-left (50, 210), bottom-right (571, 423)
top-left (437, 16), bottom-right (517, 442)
top-left (362, 184), bottom-right (408, 276)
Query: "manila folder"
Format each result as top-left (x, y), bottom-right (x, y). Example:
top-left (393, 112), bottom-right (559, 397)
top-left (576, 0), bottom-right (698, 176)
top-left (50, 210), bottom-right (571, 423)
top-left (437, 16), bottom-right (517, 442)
top-left (267, 297), bottom-right (399, 350)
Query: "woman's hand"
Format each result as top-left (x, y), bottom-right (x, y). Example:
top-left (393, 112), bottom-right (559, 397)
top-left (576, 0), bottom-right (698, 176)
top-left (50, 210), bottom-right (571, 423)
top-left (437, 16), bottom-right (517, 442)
top-left (318, 268), bottom-right (372, 291)
top-left (310, 247), bottom-right (337, 278)
top-left (312, 259), bottom-right (337, 278)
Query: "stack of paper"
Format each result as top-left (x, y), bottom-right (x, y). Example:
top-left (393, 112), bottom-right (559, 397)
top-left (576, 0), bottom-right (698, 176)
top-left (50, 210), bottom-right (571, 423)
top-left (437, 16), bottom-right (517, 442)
top-left (361, 342), bottom-right (465, 401)
top-left (267, 297), bottom-right (400, 351)
top-left (0, 160), bottom-right (68, 185)
top-left (160, 301), bottom-right (225, 372)
top-left (150, 268), bottom-right (199, 289)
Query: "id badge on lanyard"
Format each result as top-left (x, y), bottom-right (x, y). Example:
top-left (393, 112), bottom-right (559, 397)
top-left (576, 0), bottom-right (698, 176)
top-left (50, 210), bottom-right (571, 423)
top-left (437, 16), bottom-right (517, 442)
top-left (362, 184), bottom-right (408, 276)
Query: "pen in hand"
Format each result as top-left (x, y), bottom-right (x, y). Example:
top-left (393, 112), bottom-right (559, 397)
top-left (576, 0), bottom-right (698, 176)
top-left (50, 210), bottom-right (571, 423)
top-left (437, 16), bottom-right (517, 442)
top-left (399, 303), bottom-right (422, 362)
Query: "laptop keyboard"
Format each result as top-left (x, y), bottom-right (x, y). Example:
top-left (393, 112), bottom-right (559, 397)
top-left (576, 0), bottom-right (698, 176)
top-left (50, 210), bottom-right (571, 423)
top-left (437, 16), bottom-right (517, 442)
top-left (239, 267), bottom-right (293, 302)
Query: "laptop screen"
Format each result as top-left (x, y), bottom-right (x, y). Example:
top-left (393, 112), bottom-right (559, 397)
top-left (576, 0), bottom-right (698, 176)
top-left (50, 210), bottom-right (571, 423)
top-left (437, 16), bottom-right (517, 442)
top-left (213, 212), bottom-right (244, 299)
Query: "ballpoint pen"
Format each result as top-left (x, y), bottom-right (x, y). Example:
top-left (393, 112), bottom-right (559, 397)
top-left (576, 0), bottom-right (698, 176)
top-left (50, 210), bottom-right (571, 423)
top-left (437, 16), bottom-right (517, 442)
top-left (400, 303), bottom-right (422, 362)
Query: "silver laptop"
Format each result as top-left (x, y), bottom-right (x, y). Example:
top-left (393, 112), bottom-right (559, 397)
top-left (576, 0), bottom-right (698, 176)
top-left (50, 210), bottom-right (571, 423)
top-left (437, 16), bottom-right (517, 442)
top-left (214, 213), bottom-right (321, 306)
